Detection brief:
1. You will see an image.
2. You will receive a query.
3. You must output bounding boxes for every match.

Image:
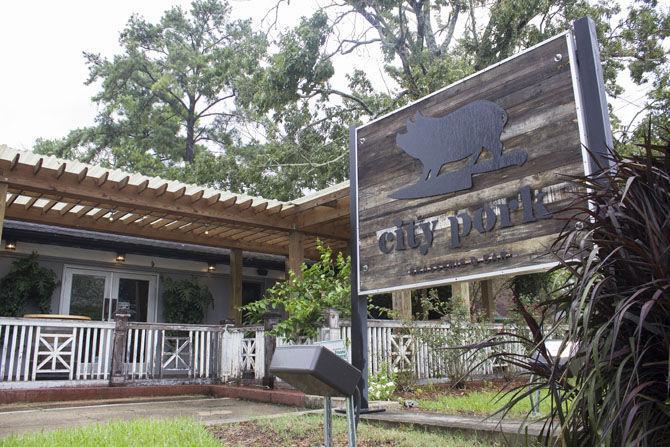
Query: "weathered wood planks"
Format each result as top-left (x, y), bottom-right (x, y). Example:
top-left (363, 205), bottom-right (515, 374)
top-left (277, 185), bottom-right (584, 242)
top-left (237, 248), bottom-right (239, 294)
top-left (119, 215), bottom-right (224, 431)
top-left (354, 34), bottom-right (587, 293)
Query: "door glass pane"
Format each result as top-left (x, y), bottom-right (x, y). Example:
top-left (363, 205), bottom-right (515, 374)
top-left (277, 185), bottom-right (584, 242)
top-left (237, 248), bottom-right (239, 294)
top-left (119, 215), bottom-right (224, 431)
top-left (118, 278), bottom-right (150, 322)
top-left (69, 274), bottom-right (104, 320)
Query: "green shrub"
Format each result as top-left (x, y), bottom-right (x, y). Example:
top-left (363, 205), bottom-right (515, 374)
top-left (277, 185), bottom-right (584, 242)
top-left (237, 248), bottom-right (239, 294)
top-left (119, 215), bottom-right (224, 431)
top-left (242, 241), bottom-right (350, 341)
top-left (0, 253), bottom-right (57, 317)
top-left (368, 362), bottom-right (397, 401)
top-left (161, 277), bottom-right (213, 324)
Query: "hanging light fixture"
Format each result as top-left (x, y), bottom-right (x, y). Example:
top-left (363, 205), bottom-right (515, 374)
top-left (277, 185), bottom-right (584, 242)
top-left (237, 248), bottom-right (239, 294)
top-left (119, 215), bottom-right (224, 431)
top-left (108, 207), bottom-right (116, 222)
top-left (204, 224), bottom-right (210, 235)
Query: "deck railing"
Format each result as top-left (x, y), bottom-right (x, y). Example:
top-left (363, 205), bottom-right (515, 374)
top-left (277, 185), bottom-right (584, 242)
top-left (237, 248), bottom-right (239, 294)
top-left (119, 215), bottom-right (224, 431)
top-left (338, 319), bottom-right (526, 381)
top-left (0, 317), bottom-right (265, 389)
top-left (121, 322), bottom-right (265, 382)
top-left (1, 315), bottom-right (525, 389)
top-left (0, 317), bottom-right (115, 387)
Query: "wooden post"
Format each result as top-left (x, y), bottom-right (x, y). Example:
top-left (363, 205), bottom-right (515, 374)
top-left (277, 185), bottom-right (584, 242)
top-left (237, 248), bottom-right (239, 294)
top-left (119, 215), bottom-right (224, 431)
top-left (262, 311), bottom-right (281, 388)
top-left (110, 307), bottom-right (130, 386)
top-left (451, 282), bottom-right (471, 321)
top-left (480, 280), bottom-right (496, 322)
top-left (230, 248), bottom-right (243, 325)
top-left (287, 230), bottom-right (305, 278)
top-left (0, 183), bottom-right (7, 244)
top-left (392, 289), bottom-right (412, 320)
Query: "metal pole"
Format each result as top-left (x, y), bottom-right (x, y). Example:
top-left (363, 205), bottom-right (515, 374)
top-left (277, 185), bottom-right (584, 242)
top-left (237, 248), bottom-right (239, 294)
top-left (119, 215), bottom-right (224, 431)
top-left (349, 125), bottom-right (369, 409)
top-left (572, 17), bottom-right (615, 175)
top-left (324, 396), bottom-right (332, 447)
top-left (346, 395), bottom-right (357, 447)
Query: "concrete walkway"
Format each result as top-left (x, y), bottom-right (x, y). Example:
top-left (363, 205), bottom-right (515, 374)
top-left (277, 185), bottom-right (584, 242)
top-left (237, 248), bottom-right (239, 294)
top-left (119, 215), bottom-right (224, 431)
top-left (361, 410), bottom-right (550, 445)
top-left (0, 395), bottom-right (307, 437)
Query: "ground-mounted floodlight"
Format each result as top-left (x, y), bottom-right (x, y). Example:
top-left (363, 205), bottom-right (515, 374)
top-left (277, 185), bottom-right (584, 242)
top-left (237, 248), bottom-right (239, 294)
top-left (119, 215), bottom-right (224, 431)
top-left (270, 345), bottom-right (362, 447)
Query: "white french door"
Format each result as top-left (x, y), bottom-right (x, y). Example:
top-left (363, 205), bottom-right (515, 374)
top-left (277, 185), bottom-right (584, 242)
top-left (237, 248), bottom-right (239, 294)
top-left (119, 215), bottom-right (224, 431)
top-left (60, 267), bottom-right (157, 322)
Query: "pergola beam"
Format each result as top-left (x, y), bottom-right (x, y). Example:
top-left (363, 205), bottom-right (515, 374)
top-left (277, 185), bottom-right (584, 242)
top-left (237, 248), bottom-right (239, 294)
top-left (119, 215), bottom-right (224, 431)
top-left (0, 165), bottom-right (294, 232)
top-left (0, 149), bottom-right (353, 259)
top-left (5, 205), bottom-right (289, 255)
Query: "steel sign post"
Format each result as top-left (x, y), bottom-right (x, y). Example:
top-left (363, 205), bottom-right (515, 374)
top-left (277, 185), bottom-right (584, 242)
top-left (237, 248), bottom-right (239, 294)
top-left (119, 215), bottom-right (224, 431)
top-left (348, 16), bottom-right (612, 405)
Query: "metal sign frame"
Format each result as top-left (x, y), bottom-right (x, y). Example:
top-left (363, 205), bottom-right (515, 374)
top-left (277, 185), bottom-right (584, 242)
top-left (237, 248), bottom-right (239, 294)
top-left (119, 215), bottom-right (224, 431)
top-left (348, 17), bottom-right (613, 409)
top-left (350, 19), bottom-right (612, 297)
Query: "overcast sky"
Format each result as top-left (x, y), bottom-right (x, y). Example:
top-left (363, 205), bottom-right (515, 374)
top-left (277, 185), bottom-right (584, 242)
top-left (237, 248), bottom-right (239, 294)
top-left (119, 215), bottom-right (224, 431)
top-left (0, 0), bottom-right (650, 150)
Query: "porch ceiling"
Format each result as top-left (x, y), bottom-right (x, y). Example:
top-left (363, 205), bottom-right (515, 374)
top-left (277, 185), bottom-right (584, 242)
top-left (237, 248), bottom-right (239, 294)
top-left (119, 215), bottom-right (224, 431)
top-left (0, 146), bottom-right (350, 258)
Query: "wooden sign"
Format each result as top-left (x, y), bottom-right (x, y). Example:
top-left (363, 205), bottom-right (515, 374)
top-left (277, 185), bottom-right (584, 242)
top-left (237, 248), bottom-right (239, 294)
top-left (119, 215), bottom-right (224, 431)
top-left (352, 29), bottom-right (607, 295)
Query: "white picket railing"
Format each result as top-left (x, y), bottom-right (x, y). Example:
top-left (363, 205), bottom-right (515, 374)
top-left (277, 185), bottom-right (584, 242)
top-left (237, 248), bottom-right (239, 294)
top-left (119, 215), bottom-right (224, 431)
top-left (338, 320), bottom-right (526, 381)
top-left (1, 315), bottom-right (525, 389)
top-left (0, 317), bottom-right (266, 388)
top-left (123, 323), bottom-right (265, 382)
top-left (0, 317), bottom-right (114, 386)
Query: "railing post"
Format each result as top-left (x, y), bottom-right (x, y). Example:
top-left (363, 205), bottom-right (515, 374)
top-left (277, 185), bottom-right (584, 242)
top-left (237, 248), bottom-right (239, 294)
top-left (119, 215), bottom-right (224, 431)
top-left (109, 305), bottom-right (130, 386)
top-left (320, 308), bottom-right (341, 341)
top-left (262, 311), bottom-right (281, 388)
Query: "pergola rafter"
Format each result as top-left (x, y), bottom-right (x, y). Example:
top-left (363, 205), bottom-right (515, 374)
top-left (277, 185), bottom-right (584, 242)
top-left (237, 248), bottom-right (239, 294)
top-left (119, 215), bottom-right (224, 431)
top-left (0, 147), bottom-right (351, 261)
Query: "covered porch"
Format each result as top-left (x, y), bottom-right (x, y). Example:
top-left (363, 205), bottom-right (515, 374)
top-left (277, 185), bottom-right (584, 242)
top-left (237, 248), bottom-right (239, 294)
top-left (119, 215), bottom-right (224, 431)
top-left (0, 146), bottom-right (350, 389)
top-left (0, 146), bottom-right (350, 324)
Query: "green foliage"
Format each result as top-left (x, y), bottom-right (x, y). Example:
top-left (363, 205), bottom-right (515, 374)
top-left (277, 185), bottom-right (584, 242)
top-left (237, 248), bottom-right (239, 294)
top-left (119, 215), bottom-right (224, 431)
top-left (508, 270), bottom-right (568, 320)
top-left (368, 362), bottom-right (397, 401)
top-left (242, 242), bottom-right (350, 340)
top-left (471, 123), bottom-right (670, 445)
top-left (412, 288), bottom-right (450, 321)
top-left (36, 0), bottom-right (267, 184)
top-left (33, 0), bottom-right (670, 202)
top-left (0, 253), bottom-right (57, 317)
top-left (0, 418), bottom-right (220, 447)
top-left (415, 388), bottom-right (552, 417)
top-left (409, 321), bottom-right (491, 388)
top-left (161, 277), bottom-right (213, 324)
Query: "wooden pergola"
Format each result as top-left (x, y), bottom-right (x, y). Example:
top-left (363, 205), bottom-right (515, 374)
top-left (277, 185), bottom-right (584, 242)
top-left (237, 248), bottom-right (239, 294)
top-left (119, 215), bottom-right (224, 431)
top-left (0, 146), bottom-right (350, 322)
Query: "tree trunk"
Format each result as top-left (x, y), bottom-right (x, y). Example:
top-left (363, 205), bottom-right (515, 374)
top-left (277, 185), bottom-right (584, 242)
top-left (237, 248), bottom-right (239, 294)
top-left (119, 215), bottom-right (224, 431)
top-left (185, 115), bottom-right (195, 163)
top-left (185, 98), bottom-right (196, 163)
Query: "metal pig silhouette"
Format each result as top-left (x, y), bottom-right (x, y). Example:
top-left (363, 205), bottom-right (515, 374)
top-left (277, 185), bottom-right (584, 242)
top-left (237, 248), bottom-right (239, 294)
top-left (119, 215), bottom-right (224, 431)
top-left (390, 100), bottom-right (528, 200)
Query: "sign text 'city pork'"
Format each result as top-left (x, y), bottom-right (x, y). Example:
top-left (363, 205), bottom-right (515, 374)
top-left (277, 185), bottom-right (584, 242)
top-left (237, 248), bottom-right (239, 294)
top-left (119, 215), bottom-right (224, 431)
top-left (353, 30), bottom-right (599, 294)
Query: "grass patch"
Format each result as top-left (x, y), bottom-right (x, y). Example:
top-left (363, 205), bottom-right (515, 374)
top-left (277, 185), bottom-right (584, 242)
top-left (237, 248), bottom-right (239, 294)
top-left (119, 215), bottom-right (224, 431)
top-left (0, 418), bottom-right (221, 447)
top-left (414, 389), bottom-right (552, 417)
top-left (210, 413), bottom-right (501, 446)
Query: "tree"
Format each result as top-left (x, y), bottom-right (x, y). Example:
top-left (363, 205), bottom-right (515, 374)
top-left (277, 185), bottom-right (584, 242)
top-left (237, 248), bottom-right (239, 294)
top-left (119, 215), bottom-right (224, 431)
top-left (248, 0), bottom-right (669, 189)
top-left (36, 0), bottom-right (266, 172)
top-left (35, 0), bottom-right (669, 200)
